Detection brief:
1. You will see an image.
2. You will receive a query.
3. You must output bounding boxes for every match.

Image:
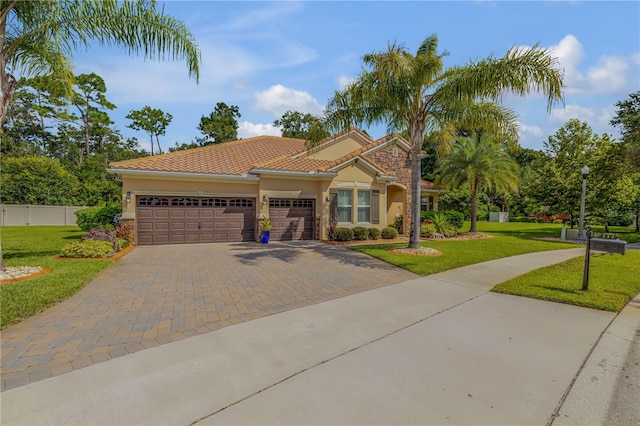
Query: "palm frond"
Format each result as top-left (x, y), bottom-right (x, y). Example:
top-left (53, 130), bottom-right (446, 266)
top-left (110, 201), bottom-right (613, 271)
top-left (437, 44), bottom-right (564, 112)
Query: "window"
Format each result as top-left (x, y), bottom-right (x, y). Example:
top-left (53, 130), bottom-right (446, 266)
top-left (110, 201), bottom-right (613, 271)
top-left (421, 195), bottom-right (434, 211)
top-left (138, 197), bottom-right (168, 206)
top-left (229, 199), bottom-right (253, 207)
top-left (357, 190), bottom-right (371, 222)
top-left (292, 200), bottom-right (313, 208)
top-left (171, 198), bottom-right (197, 206)
top-left (337, 190), bottom-right (352, 223)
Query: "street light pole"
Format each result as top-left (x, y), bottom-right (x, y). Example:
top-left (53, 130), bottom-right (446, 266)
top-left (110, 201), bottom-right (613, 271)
top-left (577, 165), bottom-right (590, 241)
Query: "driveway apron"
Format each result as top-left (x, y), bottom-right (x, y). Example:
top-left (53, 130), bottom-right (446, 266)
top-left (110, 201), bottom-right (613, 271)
top-left (1, 241), bottom-right (417, 392)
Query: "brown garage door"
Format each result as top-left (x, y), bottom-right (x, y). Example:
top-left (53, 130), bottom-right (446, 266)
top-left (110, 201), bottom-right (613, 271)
top-left (137, 196), bottom-right (255, 245)
top-left (269, 199), bottom-right (314, 241)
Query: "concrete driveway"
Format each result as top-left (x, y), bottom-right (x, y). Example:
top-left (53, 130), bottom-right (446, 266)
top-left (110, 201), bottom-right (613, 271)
top-left (1, 241), bottom-right (417, 391)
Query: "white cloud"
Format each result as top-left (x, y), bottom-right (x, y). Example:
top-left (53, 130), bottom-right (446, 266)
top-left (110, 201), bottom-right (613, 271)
top-left (550, 104), bottom-right (615, 132)
top-left (336, 75), bottom-right (354, 89)
top-left (548, 34), bottom-right (638, 95)
top-left (238, 121), bottom-right (281, 139)
top-left (517, 123), bottom-right (543, 137)
top-left (254, 84), bottom-right (324, 117)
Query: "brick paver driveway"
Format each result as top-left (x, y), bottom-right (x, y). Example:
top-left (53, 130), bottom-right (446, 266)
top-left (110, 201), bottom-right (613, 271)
top-left (1, 241), bottom-right (417, 391)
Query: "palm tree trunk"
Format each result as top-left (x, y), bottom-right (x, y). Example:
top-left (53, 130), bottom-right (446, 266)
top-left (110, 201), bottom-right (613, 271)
top-left (470, 179), bottom-right (478, 233)
top-left (408, 124), bottom-right (425, 249)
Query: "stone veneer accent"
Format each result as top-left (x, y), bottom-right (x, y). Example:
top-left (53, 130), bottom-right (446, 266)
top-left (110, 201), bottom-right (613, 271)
top-left (364, 143), bottom-right (413, 234)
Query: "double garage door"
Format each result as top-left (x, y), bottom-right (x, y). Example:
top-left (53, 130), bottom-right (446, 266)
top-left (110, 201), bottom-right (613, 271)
top-left (137, 196), bottom-right (255, 245)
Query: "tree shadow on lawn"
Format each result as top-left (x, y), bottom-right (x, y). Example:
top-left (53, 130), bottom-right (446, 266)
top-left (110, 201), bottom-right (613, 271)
top-left (3, 248), bottom-right (60, 260)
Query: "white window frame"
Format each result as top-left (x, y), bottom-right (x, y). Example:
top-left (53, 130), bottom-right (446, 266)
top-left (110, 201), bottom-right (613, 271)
top-left (357, 190), bottom-right (371, 223)
top-left (337, 189), bottom-right (353, 223)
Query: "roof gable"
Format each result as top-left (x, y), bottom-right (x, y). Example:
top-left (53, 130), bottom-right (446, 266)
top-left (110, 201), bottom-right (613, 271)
top-left (294, 127), bottom-right (373, 161)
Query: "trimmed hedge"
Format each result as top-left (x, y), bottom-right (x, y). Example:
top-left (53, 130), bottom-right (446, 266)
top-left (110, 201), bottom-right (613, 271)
top-left (334, 227), bottom-right (354, 242)
top-left (368, 228), bottom-right (381, 240)
top-left (75, 204), bottom-right (122, 232)
top-left (353, 227), bottom-right (369, 240)
top-left (60, 239), bottom-right (114, 258)
top-left (381, 227), bottom-right (398, 239)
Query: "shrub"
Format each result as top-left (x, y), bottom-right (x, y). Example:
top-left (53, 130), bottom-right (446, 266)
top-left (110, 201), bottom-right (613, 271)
top-left (75, 204), bottom-right (122, 232)
top-left (421, 210), bottom-right (464, 230)
top-left (381, 227), bottom-right (398, 239)
top-left (353, 227), bottom-right (369, 240)
top-left (81, 227), bottom-right (117, 251)
top-left (420, 223), bottom-right (437, 238)
top-left (334, 227), bottom-right (354, 242)
top-left (115, 222), bottom-right (134, 243)
top-left (60, 240), bottom-right (114, 258)
top-left (367, 228), bottom-right (381, 240)
top-left (116, 238), bottom-right (129, 251)
top-left (430, 212), bottom-right (457, 237)
top-left (393, 214), bottom-right (403, 232)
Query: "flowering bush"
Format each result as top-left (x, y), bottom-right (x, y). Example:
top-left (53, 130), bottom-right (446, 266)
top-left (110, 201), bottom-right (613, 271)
top-left (60, 240), bottom-right (113, 258)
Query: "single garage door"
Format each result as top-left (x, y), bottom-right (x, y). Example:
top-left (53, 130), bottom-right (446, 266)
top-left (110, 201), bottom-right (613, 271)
top-left (137, 196), bottom-right (255, 245)
top-left (269, 199), bottom-right (314, 241)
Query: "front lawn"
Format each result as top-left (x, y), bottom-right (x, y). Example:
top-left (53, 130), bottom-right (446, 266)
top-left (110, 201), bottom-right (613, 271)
top-left (1, 226), bottom-right (112, 329)
top-left (478, 221), bottom-right (640, 244)
top-left (352, 222), bottom-right (577, 276)
top-left (353, 221), bottom-right (639, 312)
top-left (493, 250), bottom-right (640, 312)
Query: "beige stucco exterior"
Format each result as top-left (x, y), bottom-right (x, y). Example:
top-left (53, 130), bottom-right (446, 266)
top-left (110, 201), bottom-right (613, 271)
top-left (305, 134), bottom-right (368, 161)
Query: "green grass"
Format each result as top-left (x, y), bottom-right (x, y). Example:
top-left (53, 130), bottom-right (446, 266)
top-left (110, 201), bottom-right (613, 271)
top-left (493, 250), bottom-right (640, 312)
top-left (1, 226), bottom-right (112, 329)
top-left (476, 221), bottom-right (640, 244)
top-left (352, 222), bottom-right (577, 276)
top-left (353, 221), bottom-right (639, 312)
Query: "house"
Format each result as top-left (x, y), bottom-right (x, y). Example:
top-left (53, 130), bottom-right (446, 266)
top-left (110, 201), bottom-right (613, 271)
top-left (107, 128), bottom-right (443, 245)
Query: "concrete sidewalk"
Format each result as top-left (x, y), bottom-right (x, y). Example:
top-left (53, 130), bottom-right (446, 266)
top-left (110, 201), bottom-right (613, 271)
top-left (0, 247), bottom-right (629, 425)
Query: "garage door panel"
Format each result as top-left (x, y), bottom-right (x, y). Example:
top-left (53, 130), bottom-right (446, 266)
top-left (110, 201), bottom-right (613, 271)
top-left (154, 222), bottom-right (170, 231)
top-left (269, 199), bottom-right (314, 241)
top-left (137, 198), bottom-right (255, 245)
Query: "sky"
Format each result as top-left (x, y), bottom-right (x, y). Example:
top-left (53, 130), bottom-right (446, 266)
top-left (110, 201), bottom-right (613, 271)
top-left (71, 1), bottom-right (640, 153)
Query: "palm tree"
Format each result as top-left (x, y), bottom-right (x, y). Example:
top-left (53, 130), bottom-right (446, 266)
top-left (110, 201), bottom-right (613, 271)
top-left (0, 0), bottom-right (200, 271)
top-left (0, 0), bottom-right (201, 127)
top-left (318, 34), bottom-right (563, 248)
top-left (436, 133), bottom-right (520, 233)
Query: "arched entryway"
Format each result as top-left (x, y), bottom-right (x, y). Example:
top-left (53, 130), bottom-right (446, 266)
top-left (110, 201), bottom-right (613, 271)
top-left (386, 183), bottom-right (406, 234)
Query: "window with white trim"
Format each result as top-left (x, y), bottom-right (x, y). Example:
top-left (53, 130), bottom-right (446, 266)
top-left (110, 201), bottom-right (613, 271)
top-left (337, 190), bottom-right (352, 223)
top-left (357, 190), bottom-right (371, 222)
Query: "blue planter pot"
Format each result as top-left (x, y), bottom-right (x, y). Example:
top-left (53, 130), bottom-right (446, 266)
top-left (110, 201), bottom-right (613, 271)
top-left (260, 230), bottom-right (270, 244)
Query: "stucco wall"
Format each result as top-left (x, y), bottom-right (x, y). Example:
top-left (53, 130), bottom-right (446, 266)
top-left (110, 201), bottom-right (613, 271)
top-left (305, 136), bottom-right (365, 161)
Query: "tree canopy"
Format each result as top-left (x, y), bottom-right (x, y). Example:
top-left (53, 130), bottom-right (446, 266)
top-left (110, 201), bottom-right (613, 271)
top-left (126, 106), bottom-right (173, 155)
top-left (198, 102), bottom-right (241, 144)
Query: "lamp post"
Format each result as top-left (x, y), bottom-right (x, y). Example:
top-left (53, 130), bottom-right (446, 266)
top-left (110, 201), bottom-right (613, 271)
top-left (577, 165), bottom-right (590, 240)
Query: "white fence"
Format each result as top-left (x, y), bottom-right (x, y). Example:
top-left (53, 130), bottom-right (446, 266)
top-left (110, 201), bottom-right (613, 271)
top-left (0, 204), bottom-right (85, 226)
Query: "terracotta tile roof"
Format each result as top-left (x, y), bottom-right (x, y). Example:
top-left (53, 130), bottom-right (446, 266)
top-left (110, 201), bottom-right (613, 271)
top-left (421, 180), bottom-right (443, 190)
top-left (253, 155), bottom-right (333, 172)
top-left (109, 136), bottom-right (308, 175)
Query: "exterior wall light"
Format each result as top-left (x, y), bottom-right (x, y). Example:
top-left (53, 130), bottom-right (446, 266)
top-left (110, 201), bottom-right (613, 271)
top-left (125, 191), bottom-right (131, 203)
